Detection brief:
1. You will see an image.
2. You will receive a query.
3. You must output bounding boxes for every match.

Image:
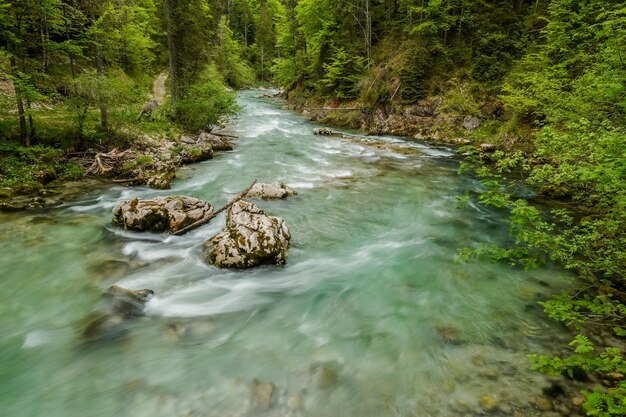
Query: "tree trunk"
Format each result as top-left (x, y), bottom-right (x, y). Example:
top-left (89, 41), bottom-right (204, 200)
top-left (164, 0), bottom-right (179, 106)
top-left (26, 99), bottom-right (36, 144)
top-left (10, 55), bottom-right (29, 146)
top-left (16, 93), bottom-right (29, 147)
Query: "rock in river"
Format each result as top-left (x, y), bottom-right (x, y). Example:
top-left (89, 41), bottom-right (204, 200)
top-left (249, 379), bottom-right (276, 411)
top-left (82, 285), bottom-right (154, 342)
top-left (112, 196), bottom-right (213, 233)
top-left (203, 201), bottom-right (290, 268)
top-left (246, 181), bottom-right (297, 199)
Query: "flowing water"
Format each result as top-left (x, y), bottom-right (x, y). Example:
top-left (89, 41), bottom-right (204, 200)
top-left (0, 91), bottom-right (576, 417)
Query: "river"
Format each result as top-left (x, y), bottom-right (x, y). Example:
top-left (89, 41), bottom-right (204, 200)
top-left (0, 91), bottom-right (575, 416)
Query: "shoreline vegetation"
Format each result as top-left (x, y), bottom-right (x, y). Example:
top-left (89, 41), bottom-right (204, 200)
top-left (1, 0), bottom-right (625, 415)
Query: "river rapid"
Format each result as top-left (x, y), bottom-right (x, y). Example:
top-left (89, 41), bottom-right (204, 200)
top-left (0, 91), bottom-right (575, 417)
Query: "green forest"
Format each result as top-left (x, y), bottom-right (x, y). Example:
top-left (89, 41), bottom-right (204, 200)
top-left (1, 0), bottom-right (625, 416)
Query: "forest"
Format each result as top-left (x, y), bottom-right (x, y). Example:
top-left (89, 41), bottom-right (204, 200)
top-left (1, 0), bottom-right (625, 416)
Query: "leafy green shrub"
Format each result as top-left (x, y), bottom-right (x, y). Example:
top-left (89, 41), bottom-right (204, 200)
top-left (173, 66), bottom-right (238, 133)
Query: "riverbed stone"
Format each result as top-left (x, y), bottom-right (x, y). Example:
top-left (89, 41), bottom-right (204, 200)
top-left (287, 395), bottom-right (304, 411)
top-left (202, 201), bottom-right (290, 268)
top-left (310, 362), bottom-right (338, 388)
top-left (535, 397), bottom-right (553, 411)
top-left (82, 285), bottom-right (154, 341)
top-left (246, 181), bottom-right (297, 199)
top-left (112, 196), bottom-right (213, 233)
top-left (479, 395), bottom-right (499, 412)
top-left (250, 379), bottom-right (275, 411)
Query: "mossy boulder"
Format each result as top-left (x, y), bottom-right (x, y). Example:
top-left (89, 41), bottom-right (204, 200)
top-left (539, 184), bottom-right (572, 200)
top-left (174, 143), bottom-right (214, 164)
top-left (112, 196), bottom-right (213, 233)
top-left (203, 201), bottom-right (290, 268)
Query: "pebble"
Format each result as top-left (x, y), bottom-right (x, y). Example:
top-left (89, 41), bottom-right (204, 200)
top-left (535, 397), bottom-right (553, 411)
top-left (311, 363), bottom-right (338, 388)
top-left (479, 395), bottom-right (498, 412)
top-left (572, 396), bottom-right (585, 406)
top-left (249, 379), bottom-right (275, 411)
top-left (287, 395), bottom-right (304, 411)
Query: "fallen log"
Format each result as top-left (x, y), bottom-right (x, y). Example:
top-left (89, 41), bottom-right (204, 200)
top-left (309, 107), bottom-right (362, 111)
top-left (212, 132), bottom-right (239, 139)
top-left (172, 179), bottom-right (257, 236)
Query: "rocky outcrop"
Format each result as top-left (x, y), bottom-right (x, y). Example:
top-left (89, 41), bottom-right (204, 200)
top-left (112, 196), bottom-right (213, 233)
top-left (82, 285), bottom-right (154, 341)
top-left (246, 182), bottom-right (297, 199)
top-left (198, 132), bottom-right (234, 151)
top-left (202, 201), bottom-right (290, 268)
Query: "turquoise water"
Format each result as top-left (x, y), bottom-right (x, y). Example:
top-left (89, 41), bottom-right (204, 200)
top-left (0, 91), bottom-right (574, 416)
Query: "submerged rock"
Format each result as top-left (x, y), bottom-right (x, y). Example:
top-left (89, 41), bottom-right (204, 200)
top-left (479, 395), bottom-right (499, 412)
top-left (202, 201), bottom-right (290, 268)
top-left (250, 379), bottom-right (275, 411)
top-left (310, 362), bottom-right (339, 388)
top-left (313, 127), bottom-right (345, 137)
top-left (82, 285), bottom-right (154, 342)
top-left (246, 181), bottom-right (297, 199)
top-left (112, 196), bottom-right (213, 233)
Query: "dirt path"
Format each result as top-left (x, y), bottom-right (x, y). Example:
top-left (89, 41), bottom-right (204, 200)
top-left (152, 72), bottom-right (168, 105)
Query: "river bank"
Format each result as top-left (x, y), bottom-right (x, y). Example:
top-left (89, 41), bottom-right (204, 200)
top-left (0, 130), bottom-right (236, 211)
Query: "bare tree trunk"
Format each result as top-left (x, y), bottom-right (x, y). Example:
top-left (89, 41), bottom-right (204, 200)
top-left (16, 93), bottom-right (29, 147)
top-left (164, 0), bottom-right (179, 106)
top-left (26, 99), bottom-right (36, 144)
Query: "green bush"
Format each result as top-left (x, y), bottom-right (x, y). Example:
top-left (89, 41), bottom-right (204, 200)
top-left (319, 47), bottom-right (365, 100)
top-left (173, 66), bottom-right (238, 133)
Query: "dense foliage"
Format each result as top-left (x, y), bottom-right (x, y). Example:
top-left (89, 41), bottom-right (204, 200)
top-left (0, 0), bottom-right (287, 149)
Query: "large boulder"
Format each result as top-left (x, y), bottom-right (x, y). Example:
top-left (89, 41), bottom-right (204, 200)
top-left (112, 196), bottom-right (213, 233)
top-left (246, 181), bottom-right (297, 199)
top-left (203, 201), bottom-right (290, 268)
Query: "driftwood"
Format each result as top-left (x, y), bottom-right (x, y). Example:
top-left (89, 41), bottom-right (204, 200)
top-left (111, 177), bottom-right (145, 184)
top-left (172, 179), bottom-right (257, 236)
top-left (86, 149), bottom-right (133, 175)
